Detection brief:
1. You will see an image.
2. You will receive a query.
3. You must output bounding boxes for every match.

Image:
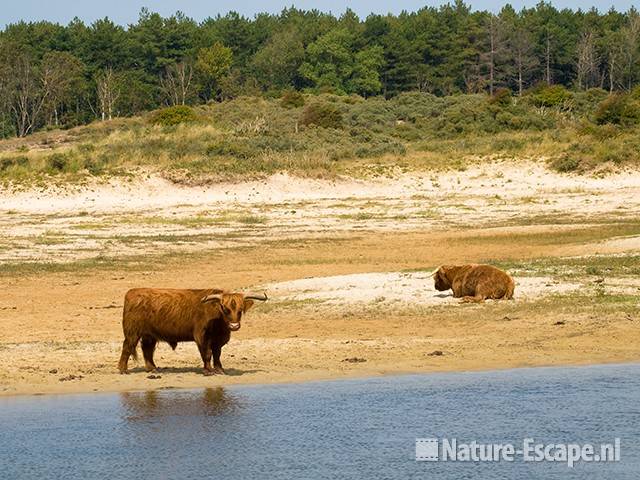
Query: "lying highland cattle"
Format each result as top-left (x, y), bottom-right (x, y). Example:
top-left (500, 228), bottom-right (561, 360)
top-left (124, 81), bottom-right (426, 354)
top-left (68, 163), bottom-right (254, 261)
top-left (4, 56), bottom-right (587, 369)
top-left (118, 288), bottom-right (267, 375)
top-left (431, 264), bottom-right (515, 302)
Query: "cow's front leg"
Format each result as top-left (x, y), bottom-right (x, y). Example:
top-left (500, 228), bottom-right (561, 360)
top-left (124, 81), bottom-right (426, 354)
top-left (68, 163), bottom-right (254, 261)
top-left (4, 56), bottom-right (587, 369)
top-left (195, 332), bottom-right (214, 375)
top-left (461, 294), bottom-right (486, 303)
top-left (212, 343), bottom-right (225, 375)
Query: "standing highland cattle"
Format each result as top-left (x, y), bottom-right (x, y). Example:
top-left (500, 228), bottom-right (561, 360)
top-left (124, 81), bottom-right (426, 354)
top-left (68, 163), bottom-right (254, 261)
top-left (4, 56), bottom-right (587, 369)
top-left (431, 264), bottom-right (515, 302)
top-left (118, 288), bottom-right (267, 375)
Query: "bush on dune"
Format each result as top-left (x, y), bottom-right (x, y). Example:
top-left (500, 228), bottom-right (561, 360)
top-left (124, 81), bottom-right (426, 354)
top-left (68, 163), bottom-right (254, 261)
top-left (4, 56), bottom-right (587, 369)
top-left (149, 106), bottom-right (199, 126)
top-left (594, 94), bottom-right (640, 126)
top-left (300, 103), bottom-right (343, 128)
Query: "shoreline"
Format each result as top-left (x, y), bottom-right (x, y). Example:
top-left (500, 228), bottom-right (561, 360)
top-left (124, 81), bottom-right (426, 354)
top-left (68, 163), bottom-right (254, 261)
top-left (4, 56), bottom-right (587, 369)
top-left (3, 357), bottom-right (640, 399)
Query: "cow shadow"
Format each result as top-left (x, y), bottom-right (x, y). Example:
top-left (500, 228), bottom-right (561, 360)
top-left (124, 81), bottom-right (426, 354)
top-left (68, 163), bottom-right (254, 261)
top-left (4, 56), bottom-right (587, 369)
top-left (127, 366), bottom-right (264, 376)
top-left (433, 293), bottom-right (453, 298)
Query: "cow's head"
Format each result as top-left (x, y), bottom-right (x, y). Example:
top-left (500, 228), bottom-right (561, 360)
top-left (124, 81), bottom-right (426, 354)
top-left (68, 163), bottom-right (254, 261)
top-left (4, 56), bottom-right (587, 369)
top-left (431, 266), bottom-right (452, 291)
top-left (201, 291), bottom-right (268, 331)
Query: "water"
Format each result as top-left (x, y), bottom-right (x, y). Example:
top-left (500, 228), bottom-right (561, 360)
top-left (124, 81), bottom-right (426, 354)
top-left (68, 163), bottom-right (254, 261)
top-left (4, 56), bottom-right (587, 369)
top-left (1, 364), bottom-right (639, 479)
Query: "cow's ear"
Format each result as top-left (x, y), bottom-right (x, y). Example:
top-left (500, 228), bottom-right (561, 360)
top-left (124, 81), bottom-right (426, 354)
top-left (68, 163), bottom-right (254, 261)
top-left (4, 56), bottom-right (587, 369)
top-left (243, 299), bottom-right (254, 312)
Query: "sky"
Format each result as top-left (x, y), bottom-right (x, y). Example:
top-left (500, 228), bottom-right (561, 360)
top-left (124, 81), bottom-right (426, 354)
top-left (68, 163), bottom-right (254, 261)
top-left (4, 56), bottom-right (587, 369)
top-left (1, 0), bottom-right (637, 27)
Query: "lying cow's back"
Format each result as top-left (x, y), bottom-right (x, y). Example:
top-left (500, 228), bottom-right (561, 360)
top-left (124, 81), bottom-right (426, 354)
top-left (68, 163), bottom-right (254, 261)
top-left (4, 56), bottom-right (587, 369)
top-left (460, 264), bottom-right (514, 299)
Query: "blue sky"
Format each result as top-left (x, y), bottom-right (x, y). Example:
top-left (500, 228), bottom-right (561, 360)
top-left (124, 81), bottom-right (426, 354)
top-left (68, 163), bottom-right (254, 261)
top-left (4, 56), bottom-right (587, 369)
top-left (1, 0), bottom-right (637, 27)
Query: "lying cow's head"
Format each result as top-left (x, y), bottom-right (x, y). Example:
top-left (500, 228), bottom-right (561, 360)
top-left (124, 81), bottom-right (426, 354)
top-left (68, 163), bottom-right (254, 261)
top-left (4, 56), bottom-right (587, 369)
top-left (202, 291), bottom-right (268, 331)
top-left (431, 266), bottom-right (452, 291)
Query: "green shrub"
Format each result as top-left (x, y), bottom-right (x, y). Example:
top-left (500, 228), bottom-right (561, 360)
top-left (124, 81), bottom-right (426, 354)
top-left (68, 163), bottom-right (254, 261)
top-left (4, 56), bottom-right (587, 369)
top-left (584, 88), bottom-right (609, 101)
top-left (577, 121), bottom-right (620, 140)
top-left (354, 139), bottom-right (406, 158)
top-left (0, 119), bottom-right (15, 139)
top-left (530, 84), bottom-right (573, 109)
top-left (83, 157), bottom-right (105, 175)
top-left (550, 154), bottom-right (580, 173)
top-left (300, 103), bottom-right (343, 128)
top-left (495, 111), bottom-right (521, 129)
top-left (149, 105), bottom-right (199, 126)
top-left (280, 90), bottom-right (305, 109)
top-left (206, 140), bottom-right (256, 158)
top-left (594, 94), bottom-right (640, 126)
top-left (0, 156), bottom-right (29, 171)
top-left (489, 88), bottom-right (512, 106)
top-left (47, 153), bottom-right (69, 172)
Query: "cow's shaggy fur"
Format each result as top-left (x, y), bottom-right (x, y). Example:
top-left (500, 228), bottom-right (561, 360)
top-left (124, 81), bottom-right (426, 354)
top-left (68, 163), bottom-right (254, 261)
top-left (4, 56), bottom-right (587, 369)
top-left (433, 264), bottom-right (515, 303)
top-left (118, 288), bottom-right (260, 375)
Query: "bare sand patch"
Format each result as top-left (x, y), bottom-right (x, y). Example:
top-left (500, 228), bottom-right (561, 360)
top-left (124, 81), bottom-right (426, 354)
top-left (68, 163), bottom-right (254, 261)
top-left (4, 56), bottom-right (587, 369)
top-left (1, 161), bottom-right (639, 264)
top-left (262, 272), bottom-right (580, 305)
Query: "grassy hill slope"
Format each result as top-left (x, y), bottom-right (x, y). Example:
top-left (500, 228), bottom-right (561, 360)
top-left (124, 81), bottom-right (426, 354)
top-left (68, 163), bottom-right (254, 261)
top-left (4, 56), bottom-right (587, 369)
top-left (1, 89), bottom-right (639, 186)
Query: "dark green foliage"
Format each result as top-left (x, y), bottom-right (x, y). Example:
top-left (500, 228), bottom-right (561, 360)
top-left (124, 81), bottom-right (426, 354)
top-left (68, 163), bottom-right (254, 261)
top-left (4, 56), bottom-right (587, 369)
top-left (594, 94), bottom-right (640, 126)
top-left (1, 5), bottom-right (640, 139)
top-left (489, 88), bottom-right (512, 106)
top-left (300, 103), bottom-right (343, 128)
top-left (83, 157), bottom-right (106, 175)
top-left (47, 153), bottom-right (69, 172)
top-left (149, 106), bottom-right (199, 126)
top-left (280, 90), bottom-right (305, 109)
top-left (0, 156), bottom-right (28, 171)
top-left (550, 155), bottom-right (580, 172)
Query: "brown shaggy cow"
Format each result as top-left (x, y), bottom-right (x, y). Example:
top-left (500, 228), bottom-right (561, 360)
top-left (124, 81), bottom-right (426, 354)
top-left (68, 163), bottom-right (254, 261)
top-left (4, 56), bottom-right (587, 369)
top-left (118, 288), bottom-right (267, 375)
top-left (432, 264), bottom-right (515, 303)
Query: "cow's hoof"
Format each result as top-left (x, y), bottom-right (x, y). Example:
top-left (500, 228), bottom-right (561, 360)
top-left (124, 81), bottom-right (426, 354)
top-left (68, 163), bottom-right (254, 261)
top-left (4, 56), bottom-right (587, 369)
top-left (203, 369), bottom-right (215, 376)
top-left (213, 367), bottom-right (226, 375)
top-left (119, 370), bottom-right (129, 375)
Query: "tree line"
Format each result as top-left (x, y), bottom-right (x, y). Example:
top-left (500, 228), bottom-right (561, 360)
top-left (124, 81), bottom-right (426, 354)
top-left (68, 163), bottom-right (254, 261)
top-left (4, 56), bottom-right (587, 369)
top-left (0, 1), bottom-right (639, 137)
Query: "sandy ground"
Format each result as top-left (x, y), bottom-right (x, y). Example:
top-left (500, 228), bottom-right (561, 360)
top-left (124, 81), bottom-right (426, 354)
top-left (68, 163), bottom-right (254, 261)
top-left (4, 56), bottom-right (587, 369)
top-left (1, 160), bottom-right (640, 396)
top-left (1, 160), bottom-right (639, 264)
top-left (262, 272), bottom-right (586, 304)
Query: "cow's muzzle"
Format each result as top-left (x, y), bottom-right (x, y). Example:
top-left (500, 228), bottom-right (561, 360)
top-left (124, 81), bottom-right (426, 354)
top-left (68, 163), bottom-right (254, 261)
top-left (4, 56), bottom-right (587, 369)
top-left (229, 323), bottom-right (241, 331)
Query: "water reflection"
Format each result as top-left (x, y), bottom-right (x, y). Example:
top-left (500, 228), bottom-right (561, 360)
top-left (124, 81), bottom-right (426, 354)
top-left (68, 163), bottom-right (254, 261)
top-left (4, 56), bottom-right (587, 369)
top-left (120, 387), bottom-right (240, 422)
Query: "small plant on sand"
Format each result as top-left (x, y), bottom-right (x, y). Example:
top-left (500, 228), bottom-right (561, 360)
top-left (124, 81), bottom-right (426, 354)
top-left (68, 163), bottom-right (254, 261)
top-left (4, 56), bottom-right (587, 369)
top-left (550, 154), bottom-right (580, 173)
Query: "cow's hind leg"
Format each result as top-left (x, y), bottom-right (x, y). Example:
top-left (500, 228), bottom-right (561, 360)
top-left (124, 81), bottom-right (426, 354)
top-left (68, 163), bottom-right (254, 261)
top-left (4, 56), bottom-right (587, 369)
top-left (141, 336), bottom-right (158, 372)
top-left (118, 336), bottom-right (140, 374)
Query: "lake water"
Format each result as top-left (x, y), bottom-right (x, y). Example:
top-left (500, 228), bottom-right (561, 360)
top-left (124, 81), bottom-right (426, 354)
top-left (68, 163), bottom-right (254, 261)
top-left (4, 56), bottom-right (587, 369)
top-left (1, 364), bottom-right (639, 479)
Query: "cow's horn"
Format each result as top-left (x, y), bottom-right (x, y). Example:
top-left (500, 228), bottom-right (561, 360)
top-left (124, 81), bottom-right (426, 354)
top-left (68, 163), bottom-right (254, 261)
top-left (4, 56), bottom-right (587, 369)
top-left (202, 293), bottom-right (223, 303)
top-left (243, 292), bottom-right (268, 301)
top-left (427, 267), bottom-right (440, 277)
